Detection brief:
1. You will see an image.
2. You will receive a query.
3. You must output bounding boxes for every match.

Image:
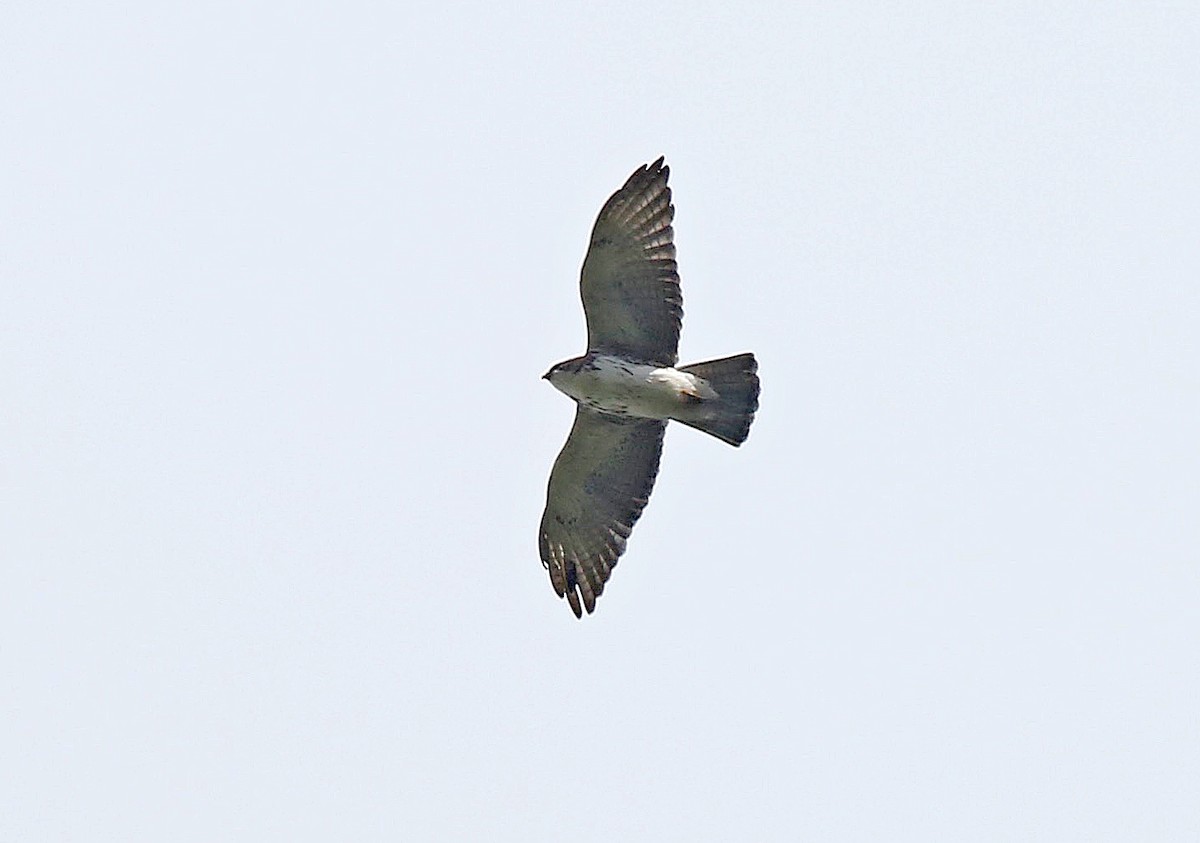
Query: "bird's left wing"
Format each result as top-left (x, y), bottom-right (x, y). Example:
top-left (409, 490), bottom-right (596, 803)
top-left (539, 407), bottom-right (667, 617)
top-left (580, 157), bottom-right (681, 366)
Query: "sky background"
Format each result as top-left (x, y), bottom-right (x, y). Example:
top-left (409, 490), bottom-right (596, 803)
top-left (3, 2), bottom-right (1198, 840)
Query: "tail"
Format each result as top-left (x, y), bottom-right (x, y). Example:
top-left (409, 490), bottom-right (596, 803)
top-left (676, 353), bottom-right (760, 446)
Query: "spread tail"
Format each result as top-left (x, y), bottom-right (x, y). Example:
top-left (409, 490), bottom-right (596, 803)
top-left (676, 353), bottom-right (760, 446)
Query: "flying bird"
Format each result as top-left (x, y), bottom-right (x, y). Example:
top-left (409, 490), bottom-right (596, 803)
top-left (539, 157), bottom-right (760, 617)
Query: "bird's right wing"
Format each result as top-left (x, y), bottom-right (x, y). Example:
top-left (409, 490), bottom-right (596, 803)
top-left (539, 407), bottom-right (666, 617)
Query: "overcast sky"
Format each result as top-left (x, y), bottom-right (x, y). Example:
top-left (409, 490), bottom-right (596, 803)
top-left (3, 2), bottom-right (1198, 840)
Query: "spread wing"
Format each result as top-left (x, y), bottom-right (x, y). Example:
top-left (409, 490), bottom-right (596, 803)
top-left (580, 157), bottom-right (682, 366)
top-left (539, 408), bottom-right (667, 617)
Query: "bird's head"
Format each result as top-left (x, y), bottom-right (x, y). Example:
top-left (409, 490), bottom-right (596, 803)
top-left (542, 356), bottom-right (586, 390)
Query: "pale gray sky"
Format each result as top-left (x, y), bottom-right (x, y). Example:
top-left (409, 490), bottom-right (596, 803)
top-left (3, 2), bottom-right (1198, 840)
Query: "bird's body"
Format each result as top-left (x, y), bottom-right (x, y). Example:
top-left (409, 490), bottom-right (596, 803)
top-left (545, 353), bottom-right (715, 419)
top-left (539, 158), bottom-right (759, 617)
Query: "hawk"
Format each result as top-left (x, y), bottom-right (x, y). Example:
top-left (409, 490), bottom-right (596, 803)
top-left (540, 157), bottom-right (760, 617)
